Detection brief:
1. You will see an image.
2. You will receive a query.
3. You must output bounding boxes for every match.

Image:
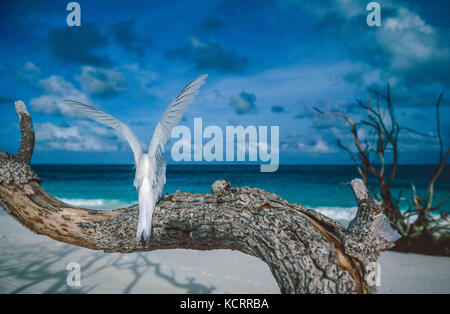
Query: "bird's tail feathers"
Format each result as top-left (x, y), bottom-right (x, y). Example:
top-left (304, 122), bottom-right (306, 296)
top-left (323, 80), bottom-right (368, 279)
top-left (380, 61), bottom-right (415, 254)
top-left (136, 179), bottom-right (156, 244)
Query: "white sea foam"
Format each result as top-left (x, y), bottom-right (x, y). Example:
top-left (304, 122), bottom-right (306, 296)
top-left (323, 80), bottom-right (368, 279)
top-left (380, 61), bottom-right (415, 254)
top-left (52, 197), bottom-right (447, 227)
top-left (57, 197), bottom-right (135, 210)
top-left (56, 198), bottom-right (360, 223)
top-left (309, 206), bottom-right (445, 228)
top-left (309, 206), bottom-right (358, 226)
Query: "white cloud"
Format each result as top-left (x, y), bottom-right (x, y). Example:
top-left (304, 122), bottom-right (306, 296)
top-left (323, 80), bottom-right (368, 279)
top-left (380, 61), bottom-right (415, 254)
top-left (123, 63), bottom-right (160, 95)
top-left (298, 139), bottom-right (334, 154)
top-left (28, 72), bottom-right (134, 153)
top-left (2, 61), bottom-right (41, 87)
top-left (375, 7), bottom-right (444, 79)
top-left (35, 122), bottom-right (120, 152)
top-left (76, 66), bottom-right (127, 98)
top-left (281, 133), bottom-right (337, 154)
top-left (289, 0), bottom-right (449, 89)
top-left (30, 75), bottom-right (90, 117)
top-left (35, 122), bottom-right (80, 141)
top-left (230, 91), bottom-right (257, 114)
top-left (15, 61), bottom-right (40, 83)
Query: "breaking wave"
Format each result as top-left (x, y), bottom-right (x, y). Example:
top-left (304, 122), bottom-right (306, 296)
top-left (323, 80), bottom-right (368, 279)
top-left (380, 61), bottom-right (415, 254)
top-left (56, 197), bottom-right (135, 210)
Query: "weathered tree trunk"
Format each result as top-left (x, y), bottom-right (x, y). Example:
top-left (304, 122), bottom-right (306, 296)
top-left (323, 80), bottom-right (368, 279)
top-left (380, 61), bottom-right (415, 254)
top-left (0, 101), bottom-right (400, 294)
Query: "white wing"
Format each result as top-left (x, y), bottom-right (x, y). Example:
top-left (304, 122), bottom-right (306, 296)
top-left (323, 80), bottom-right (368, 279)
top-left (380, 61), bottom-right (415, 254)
top-left (147, 74), bottom-right (207, 194)
top-left (64, 100), bottom-right (143, 164)
top-left (148, 74), bottom-right (208, 157)
top-left (135, 74), bottom-right (207, 243)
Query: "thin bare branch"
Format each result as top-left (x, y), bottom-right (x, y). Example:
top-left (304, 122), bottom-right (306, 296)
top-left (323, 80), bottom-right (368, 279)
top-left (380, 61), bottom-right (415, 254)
top-left (429, 193), bottom-right (450, 212)
top-left (426, 149), bottom-right (450, 212)
top-left (337, 139), bottom-right (367, 183)
top-left (318, 111), bottom-right (380, 179)
top-left (400, 127), bottom-right (436, 138)
top-left (435, 93), bottom-right (444, 163)
top-left (361, 120), bottom-right (385, 178)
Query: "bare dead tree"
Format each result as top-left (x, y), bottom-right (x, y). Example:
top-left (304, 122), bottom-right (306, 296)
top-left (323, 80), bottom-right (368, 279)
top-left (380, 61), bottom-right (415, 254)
top-left (0, 101), bottom-right (400, 293)
top-left (318, 85), bottom-right (449, 255)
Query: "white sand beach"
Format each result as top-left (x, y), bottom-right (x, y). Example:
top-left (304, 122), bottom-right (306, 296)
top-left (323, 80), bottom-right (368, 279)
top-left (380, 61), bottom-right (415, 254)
top-left (0, 214), bottom-right (448, 294)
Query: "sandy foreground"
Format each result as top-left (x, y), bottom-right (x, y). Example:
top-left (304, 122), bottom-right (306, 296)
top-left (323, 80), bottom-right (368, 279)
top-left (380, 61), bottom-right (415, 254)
top-left (0, 214), bottom-right (448, 294)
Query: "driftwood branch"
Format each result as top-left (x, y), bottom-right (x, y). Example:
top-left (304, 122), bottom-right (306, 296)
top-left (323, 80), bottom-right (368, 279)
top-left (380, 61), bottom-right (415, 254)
top-left (319, 87), bottom-right (449, 255)
top-left (0, 101), bottom-right (400, 294)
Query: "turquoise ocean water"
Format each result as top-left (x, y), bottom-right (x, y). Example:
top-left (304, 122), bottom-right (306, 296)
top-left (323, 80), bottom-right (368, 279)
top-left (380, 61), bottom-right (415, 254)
top-left (22, 164), bottom-right (449, 223)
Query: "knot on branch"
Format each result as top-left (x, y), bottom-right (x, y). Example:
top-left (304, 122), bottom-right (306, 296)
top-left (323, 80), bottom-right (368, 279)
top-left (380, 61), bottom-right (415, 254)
top-left (211, 179), bottom-right (231, 194)
top-left (341, 179), bottom-right (400, 264)
top-left (0, 152), bottom-right (41, 188)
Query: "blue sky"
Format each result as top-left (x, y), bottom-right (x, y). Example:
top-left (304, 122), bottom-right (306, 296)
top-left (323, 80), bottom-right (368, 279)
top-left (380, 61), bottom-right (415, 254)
top-left (0, 0), bottom-right (448, 164)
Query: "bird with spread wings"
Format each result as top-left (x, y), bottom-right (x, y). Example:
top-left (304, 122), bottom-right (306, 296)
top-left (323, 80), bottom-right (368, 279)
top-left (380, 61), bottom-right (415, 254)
top-left (65, 74), bottom-right (207, 244)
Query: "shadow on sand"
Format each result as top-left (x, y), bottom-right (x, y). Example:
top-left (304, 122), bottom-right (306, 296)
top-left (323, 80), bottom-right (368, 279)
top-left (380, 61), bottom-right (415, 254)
top-left (0, 241), bottom-right (215, 294)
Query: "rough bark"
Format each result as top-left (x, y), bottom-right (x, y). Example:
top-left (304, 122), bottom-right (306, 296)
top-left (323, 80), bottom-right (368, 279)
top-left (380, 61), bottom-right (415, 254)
top-left (14, 101), bottom-right (35, 164)
top-left (0, 101), bottom-right (400, 294)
